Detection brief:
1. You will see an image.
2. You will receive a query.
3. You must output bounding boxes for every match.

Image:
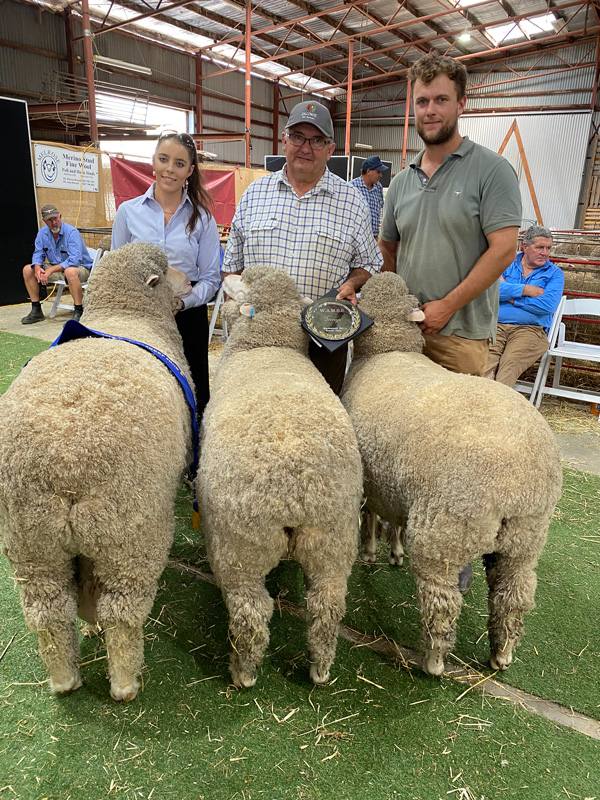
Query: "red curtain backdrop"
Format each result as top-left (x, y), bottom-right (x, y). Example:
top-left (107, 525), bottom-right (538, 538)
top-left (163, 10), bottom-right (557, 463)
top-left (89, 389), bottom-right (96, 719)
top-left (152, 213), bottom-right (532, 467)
top-left (109, 156), bottom-right (236, 225)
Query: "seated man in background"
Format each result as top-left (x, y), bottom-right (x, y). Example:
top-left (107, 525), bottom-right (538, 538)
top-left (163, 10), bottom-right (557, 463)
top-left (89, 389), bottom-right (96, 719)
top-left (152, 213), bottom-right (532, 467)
top-left (21, 204), bottom-right (93, 324)
top-left (484, 224), bottom-right (564, 388)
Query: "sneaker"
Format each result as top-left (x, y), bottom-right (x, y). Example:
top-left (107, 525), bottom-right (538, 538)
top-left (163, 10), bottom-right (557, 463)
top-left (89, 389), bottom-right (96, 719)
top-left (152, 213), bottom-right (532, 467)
top-left (72, 307), bottom-right (83, 322)
top-left (21, 306), bottom-right (45, 324)
top-left (458, 563), bottom-right (473, 595)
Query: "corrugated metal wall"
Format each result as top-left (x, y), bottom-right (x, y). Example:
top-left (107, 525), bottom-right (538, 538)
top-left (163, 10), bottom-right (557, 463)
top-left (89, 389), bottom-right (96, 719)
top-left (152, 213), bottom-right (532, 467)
top-left (1, 0), bottom-right (596, 215)
top-left (460, 113), bottom-right (591, 229)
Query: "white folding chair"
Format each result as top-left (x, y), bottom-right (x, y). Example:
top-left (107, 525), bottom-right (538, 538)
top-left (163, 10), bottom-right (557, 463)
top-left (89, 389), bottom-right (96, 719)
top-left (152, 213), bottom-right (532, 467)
top-left (207, 285), bottom-right (228, 344)
top-left (49, 247), bottom-right (101, 319)
top-left (514, 299), bottom-right (565, 401)
top-left (531, 296), bottom-right (600, 409)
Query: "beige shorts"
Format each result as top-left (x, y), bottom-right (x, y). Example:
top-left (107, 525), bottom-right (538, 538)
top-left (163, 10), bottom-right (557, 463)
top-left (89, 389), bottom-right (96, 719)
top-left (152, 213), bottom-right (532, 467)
top-left (45, 264), bottom-right (91, 283)
top-left (422, 332), bottom-right (490, 377)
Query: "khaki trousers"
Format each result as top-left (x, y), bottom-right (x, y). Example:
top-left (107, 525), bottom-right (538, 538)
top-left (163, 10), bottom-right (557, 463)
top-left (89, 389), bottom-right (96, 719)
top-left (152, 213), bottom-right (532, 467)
top-left (422, 332), bottom-right (489, 377)
top-left (484, 323), bottom-right (549, 388)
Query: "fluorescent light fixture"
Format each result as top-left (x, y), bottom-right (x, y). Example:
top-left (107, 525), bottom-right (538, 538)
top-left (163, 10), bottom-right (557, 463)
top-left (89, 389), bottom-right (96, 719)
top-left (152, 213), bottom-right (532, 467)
top-left (93, 55), bottom-right (152, 76)
top-left (355, 142), bottom-right (373, 150)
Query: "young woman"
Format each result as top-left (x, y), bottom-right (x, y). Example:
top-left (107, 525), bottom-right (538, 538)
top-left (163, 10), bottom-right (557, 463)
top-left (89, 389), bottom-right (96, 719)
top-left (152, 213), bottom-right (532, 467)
top-left (111, 132), bottom-right (221, 424)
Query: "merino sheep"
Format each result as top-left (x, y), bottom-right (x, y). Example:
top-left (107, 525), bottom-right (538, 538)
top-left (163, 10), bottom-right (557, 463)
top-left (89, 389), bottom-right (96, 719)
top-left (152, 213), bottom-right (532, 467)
top-left (0, 242), bottom-right (193, 701)
top-left (342, 272), bottom-right (562, 677)
top-left (197, 266), bottom-right (362, 687)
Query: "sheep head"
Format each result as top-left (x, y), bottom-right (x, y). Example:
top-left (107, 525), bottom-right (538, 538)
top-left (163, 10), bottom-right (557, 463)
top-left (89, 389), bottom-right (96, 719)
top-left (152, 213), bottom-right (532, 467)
top-left (83, 243), bottom-right (191, 316)
top-left (353, 272), bottom-right (424, 358)
top-left (222, 266), bottom-right (308, 354)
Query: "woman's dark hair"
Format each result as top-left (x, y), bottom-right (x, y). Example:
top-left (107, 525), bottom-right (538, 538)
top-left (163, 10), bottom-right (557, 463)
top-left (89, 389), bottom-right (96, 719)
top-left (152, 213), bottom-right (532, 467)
top-left (155, 132), bottom-right (214, 236)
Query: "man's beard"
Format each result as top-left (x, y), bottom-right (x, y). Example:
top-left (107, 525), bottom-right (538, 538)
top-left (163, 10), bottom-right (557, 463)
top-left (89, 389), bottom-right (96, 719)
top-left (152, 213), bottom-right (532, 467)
top-left (416, 117), bottom-right (458, 146)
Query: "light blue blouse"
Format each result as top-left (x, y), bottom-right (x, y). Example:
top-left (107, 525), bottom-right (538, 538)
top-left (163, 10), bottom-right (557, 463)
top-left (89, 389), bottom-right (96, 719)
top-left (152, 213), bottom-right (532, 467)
top-left (111, 183), bottom-right (221, 308)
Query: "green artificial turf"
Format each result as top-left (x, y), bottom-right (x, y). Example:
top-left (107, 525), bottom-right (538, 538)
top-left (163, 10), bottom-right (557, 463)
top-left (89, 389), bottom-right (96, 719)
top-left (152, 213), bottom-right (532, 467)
top-left (1, 330), bottom-right (600, 800)
top-left (0, 331), bottom-right (49, 394)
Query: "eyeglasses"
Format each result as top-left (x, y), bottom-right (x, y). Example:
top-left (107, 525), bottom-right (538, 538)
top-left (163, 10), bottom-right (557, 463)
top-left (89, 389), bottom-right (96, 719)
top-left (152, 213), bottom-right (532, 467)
top-left (285, 132), bottom-right (332, 151)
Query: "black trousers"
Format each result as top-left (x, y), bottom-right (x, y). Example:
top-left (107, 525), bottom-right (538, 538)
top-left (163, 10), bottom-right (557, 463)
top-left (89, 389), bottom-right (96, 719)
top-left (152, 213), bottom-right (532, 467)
top-left (175, 304), bottom-right (209, 425)
top-left (308, 340), bottom-right (348, 396)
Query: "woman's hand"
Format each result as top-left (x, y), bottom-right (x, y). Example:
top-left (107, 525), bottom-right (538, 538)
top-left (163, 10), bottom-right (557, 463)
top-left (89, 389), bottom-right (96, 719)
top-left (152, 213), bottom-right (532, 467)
top-left (173, 297), bottom-right (184, 315)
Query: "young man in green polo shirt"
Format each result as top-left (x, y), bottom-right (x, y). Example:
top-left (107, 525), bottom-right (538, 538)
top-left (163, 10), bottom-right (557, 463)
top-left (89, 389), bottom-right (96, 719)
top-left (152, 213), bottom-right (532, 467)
top-left (380, 54), bottom-right (522, 378)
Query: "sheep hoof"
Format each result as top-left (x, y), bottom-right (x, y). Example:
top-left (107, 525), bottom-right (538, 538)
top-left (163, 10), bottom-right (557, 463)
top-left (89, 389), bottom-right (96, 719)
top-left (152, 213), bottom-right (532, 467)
top-left (361, 551), bottom-right (377, 563)
top-left (422, 646), bottom-right (445, 677)
top-left (231, 669), bottom-right (257, 689)
top-left (389, 552), bottom-right (404, 567)
top-left (52, 674), bottom-right (83, 696)
top-left (309, 664), bottom-right (330, 685)
top-left (490, 650), bottom-right (512, 671)
top-left (110, 680), bottom-right (140, 702)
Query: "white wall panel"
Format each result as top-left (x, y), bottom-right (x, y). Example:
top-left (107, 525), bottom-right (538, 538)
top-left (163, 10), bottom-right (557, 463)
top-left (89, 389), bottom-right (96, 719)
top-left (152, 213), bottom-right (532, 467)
top-left (459, 113), bottom-right (591, 229)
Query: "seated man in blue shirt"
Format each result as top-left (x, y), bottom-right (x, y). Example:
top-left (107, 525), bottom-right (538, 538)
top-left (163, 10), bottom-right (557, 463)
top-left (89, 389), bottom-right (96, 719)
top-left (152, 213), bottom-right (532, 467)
top-left (22, 204), bottom-right (93, 324)
top-left (484, 224), bottom-right (564, 387)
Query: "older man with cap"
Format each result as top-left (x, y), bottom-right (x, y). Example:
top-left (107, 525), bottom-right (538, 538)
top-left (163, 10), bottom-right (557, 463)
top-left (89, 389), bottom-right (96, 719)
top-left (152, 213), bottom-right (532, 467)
top-left (21, 204), bottom-right (93, 324)
top-left (350, 156), bottom-right (388, 237)
top-left (223, 100), bottom-right (382, 394)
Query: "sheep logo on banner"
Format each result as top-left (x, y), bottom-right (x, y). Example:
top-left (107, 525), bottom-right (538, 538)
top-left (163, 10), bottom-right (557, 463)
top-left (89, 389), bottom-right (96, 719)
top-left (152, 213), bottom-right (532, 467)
top-left (40, 152), bottom-right (59, 183)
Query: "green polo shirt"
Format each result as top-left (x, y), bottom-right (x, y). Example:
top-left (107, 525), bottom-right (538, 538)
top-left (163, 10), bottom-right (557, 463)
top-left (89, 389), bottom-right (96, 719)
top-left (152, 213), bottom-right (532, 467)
top-left (380, 136), bottom-right (522, 339)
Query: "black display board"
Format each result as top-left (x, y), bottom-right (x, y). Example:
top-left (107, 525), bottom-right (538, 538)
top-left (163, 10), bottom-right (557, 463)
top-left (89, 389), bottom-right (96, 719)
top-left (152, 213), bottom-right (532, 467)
top-left (1, 97), bottom-right (38, 305)
top-left (264, 155), bottom-right (349, 181)
top-left (351, 156), bottom-right (393, 188)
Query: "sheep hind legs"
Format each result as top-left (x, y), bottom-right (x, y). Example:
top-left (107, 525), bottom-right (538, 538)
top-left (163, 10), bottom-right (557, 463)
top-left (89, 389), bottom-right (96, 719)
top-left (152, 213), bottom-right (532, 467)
top-left (37, 625), bottom-right (82, 695)
top-left (224, 584), bottom-right (274, 688)
top-left (295, 526), bottom-right (355, 685)
top-left (102, 620), bottom-right (144, 702)
top-left (17, 565), bottom-right (82, 695)
top-left (484, 550), bottom-right (539, 672)
top-left (360, 511), bottom-right (404, 567)
top-left (414, 570), bottom-right (463, 677)
top-left (304, 577), bottom-right (347, 685)
top-left (385, 522), bottom-right (404, 567)
top-left (360, 510), bottom-right (379, 563)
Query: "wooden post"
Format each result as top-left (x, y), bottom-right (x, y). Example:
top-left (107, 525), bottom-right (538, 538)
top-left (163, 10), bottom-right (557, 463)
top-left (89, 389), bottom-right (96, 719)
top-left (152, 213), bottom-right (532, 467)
top-left (499, 118), bottom-right (543, 225)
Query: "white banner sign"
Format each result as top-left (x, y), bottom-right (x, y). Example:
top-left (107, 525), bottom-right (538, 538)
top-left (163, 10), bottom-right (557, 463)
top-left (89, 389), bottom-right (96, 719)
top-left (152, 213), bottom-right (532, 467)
top-left (34, 144), bottom-right (99, 192)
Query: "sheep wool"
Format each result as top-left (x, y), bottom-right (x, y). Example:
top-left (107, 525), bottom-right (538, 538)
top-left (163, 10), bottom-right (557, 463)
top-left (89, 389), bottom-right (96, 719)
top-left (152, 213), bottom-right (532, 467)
top-left (0, 242), bottom-right (193, 701)
top-left (198, 266), bottom-right (363, 687)
top-left (342, 271), bottom-right (562, 677)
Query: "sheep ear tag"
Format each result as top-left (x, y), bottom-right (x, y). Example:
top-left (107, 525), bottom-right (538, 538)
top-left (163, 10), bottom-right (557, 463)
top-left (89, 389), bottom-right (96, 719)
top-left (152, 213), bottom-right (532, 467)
top-left (409, 308), bottom-right (425, 322)
top-left (239, 303), bottom-right (255, 318)
top-left (301, 289), bottom-right (374, 353)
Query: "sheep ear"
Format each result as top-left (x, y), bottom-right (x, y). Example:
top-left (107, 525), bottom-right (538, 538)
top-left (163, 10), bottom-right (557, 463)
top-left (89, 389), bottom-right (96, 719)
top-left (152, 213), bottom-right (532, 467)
top-left (409, 308), bottom-right (425, 322)
top-left (146, 274), bottom-right (160, 287)
top-left (239, 303), bottom-right (254, 318)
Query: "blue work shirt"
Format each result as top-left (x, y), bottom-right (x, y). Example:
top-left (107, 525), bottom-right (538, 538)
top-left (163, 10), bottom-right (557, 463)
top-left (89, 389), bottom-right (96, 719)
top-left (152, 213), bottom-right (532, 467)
top-left (111, 183), bottom-right (221, 309)
top-left (31, 221), bottom-right (92, 270)
top-left (498, 252), bottom-right (564, 334)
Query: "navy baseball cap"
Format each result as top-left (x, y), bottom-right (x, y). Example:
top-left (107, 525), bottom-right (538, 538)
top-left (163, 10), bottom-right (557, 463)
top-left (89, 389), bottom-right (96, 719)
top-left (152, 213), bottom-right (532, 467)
top-left (362, 156), bottom-right (388, 171)
top-left (286, 101), bottom-right (334, 139)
